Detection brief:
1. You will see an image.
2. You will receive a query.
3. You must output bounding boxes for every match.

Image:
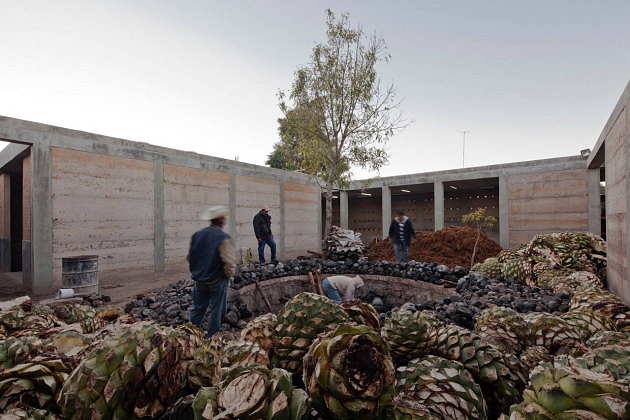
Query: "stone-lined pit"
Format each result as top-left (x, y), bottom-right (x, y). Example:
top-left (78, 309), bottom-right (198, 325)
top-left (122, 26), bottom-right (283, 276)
top-left (237, 274), bottom-right (457, 315)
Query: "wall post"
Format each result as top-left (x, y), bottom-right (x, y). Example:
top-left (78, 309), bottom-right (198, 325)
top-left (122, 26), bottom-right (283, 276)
top-left (434, 181), bottom-right (444, 230)
top-left (30, 143), bottom-right (53, 296)
top-left (499, 176), bottom-right (510, 248)
top-left (587, 168), bottom-right (602, 236)
top-left (340, 190), bottom-right (349, 229)
top-left (382, 186), bottom-right (391, 239)
top-left (153, 158), bottom-right (165, 272)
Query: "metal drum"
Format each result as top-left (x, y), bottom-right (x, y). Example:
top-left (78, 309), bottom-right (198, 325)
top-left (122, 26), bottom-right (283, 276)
top-left (61, 255), bottom-right (99, 296)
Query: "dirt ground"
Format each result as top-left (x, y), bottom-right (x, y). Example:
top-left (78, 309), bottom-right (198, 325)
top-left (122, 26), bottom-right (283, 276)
top-left (0, 266), bottom-right (190, 306)
top-left (99, 265), bottom-right (190, 306)
top-left (0, 272), bottom-right (25, 301)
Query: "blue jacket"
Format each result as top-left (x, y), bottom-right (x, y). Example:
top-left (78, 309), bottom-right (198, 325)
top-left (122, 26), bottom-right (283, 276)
top-left (188, 226), bottom-right (230, 283)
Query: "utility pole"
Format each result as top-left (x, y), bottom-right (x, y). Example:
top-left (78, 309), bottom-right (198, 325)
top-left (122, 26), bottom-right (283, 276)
top-left (459, 130), bottom-right (469, 168)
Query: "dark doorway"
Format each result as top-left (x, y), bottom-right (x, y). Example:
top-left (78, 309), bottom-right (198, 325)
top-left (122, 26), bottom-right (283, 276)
top-left (10, 165), bottom-right (22, 271)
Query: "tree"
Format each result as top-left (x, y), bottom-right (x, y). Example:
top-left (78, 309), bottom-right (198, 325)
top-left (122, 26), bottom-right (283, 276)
top-left (462, 208), bottom-right (498, 268)
top-left (276, 9), bottom-right (406, 237)
top-left (266, 107), bottom-right (319, 171)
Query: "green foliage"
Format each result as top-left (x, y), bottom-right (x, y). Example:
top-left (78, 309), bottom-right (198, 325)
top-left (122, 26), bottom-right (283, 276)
top-left (461, 208), bottom-right (498, 230)
top-left (275, 9), bottom-right (406, 235)
top-left (461, 208), bottom-right (498, 268)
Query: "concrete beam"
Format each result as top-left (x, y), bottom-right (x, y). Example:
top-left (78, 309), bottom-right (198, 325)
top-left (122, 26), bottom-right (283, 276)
top-left (434, 181), bottom-right (444, 230)
top-left (30, 142), bottom-right (53, 296)
top-left (340, 191), bottom-right (349, 229)
top-left (0, 144), bottom-right (30, 173)
top-left (588, 80), bottom-right (630, 169)
top-left (499, 176), bottom-right (509, 248)
top-left (587, 169), bottom-right (602, 236)
top-left (153, 158), bottom-right (165, 272)
top-left (0, 115), bottom-right (318, 186)
top-left (382, 186), bottom-right (391, 239)
top-left (350, 156), bottom-right (587, 190)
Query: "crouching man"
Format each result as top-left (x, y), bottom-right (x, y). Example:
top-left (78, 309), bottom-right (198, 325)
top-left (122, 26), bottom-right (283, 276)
top-left (188, 205), bottom-right (236, 338)
top-left (322, 275), bottom-right (364, 304)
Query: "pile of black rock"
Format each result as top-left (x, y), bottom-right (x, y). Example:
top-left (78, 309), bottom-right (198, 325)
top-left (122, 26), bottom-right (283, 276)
top-left (234, 258), bottom-right (467, 288)
top-left (123, 259), bottom-right (571, 333)
top-left (385, 272), bottom-right (571, 329)
top-left (124, 280), bottom-right (251, 329)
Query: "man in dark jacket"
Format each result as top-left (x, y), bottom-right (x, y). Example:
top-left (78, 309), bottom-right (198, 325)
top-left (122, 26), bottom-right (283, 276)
top-left (389, 210), bottom-right (415, 262)
top-left (188, 205), bottom-right (236, 338)
top-left (253, 208), bottom-right (277, 264)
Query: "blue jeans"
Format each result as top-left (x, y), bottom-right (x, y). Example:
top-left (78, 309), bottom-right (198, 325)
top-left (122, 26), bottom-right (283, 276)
top-left (258, 237), bottom-right (277, 263)
top-left (322, 278), bottom-right (342, 304)
top-left (393, 242), bottom-right (409, 262)
top-left (190, 279), bottom-right (228, 338)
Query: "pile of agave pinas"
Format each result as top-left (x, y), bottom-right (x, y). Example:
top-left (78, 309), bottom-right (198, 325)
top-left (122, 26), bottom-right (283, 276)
top-left (0, 231), bottom-right (629, 419)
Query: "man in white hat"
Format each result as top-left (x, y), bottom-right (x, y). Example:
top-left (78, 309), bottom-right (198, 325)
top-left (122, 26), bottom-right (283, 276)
top-left (187, 205), bottom-right (236, 337)
top-left (253, 207), bottom-right (277, 264)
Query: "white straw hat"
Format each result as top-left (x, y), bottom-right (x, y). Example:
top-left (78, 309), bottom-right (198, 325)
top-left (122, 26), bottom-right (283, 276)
top-left (200, 205), bottom-right (230, 221)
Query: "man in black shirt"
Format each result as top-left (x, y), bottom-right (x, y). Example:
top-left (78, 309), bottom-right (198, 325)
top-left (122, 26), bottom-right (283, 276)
top-left (388, 210), bottom-right (415, 262)
top-left (253, 208), bottom-right (277, 264)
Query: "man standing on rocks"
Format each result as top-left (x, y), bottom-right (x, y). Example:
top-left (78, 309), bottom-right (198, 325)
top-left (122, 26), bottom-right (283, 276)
top-left (253, 207), bottom-right (278, 264)
top-left (389, 210), bottom-right (415, 262)
top-left (188, 205), bottom-right (236, 338)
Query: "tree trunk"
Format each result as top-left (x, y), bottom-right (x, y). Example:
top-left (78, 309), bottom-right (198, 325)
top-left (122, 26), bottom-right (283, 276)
top-left (470, 224), bottom-right (481, 268)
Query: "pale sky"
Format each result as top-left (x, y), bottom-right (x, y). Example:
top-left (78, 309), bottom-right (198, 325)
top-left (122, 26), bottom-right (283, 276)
top-left (1, 1), bottom-right (629, 178)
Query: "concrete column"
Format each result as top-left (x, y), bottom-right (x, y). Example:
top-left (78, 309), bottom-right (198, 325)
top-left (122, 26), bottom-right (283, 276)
top-left (587, 168), bottom-right (602, 236)
top-left (316, 191), bottom-right (323, 248)
top-left (279, 183), bottom-right (286, 260)
top-left (499, 176), bottom-right (510, 248)
top-left (229, 174), bottom-right (238, 249)
top-left (434, 181), bottom-right (444, 230)
top-left (0, 173), bottom-right (10, 272)
top-left (153, 158), bottom-right (165, 272)
top-left (382, 186), bottom-right (391, 239)
top-left (340, 190), bottom-right (349, 229)
top-left (30, 143), bottom-right (53, 296)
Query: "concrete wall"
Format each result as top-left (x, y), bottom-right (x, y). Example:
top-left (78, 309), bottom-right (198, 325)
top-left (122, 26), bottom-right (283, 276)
top-left (392, 193), bottom-right (435, 232)
top-left (444, 184), bottom-right (500, 243)
top-left (47, 149), bottom-right (323, 290)
top-left (50, 148), bottom-right (155, 288)
top-left (163, 164), bottom-right (231, 267)
top-left (348, 195), bottom-right (382, 243)
top-left (595, 82), bottom-right (630, 303)
top-left (0, 115), bottom-right (323, 296)
top-left (346, 155), bottom-right (592, 248)
top-left (238, 274), bottom-right (455, 316)
top-left (235, 176), bottom-right (281, 260)
top-left (283, 183), bottom-right (321, 259)
top-left (506, 169), bottom-right (590, 247)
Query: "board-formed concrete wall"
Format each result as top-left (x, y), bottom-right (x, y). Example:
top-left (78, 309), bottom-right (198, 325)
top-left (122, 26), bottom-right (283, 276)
top-left (283, 183), bottom-right (321, 260)
top-left (163, 164), bottom-right (231, 266)
top-left (50, 148), bottom-right (155, 287)
top-left (47, 149), bottom-right (323, 290)
top-left (601, 84), bottom-right (630, 304)
top-left (235, 176), bottom-right (282, 261)
top-left (506, 169), bottom-right (590, 247)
